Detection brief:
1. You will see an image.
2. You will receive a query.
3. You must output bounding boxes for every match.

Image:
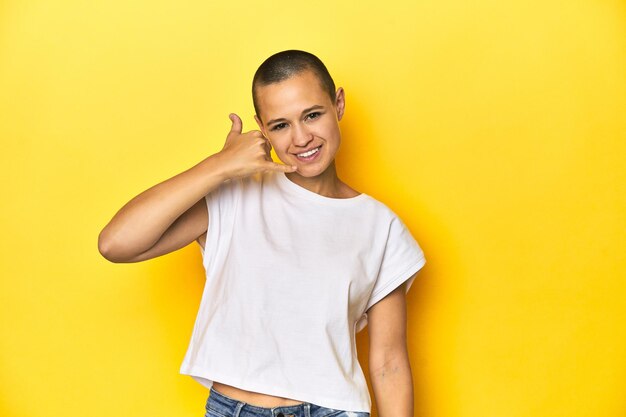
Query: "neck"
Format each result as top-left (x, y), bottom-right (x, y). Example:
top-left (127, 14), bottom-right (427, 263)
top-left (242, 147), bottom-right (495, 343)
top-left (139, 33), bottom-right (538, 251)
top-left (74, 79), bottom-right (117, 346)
top-left (285, 162), bottom-right (343, 198)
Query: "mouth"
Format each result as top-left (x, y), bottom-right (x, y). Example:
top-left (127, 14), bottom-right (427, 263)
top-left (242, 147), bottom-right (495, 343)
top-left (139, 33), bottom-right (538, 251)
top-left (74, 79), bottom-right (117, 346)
top-left (294, 145), bottom-right (322, 162)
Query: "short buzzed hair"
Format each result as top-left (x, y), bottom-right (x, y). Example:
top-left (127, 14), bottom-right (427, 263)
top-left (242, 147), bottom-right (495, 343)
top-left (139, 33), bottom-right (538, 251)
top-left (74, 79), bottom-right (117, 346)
top-left (252, 50), bottom-right (337, 120)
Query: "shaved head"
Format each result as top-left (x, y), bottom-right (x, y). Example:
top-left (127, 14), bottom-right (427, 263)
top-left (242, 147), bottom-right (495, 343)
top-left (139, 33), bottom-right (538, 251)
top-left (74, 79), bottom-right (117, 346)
top-left (252, 50), bottom-right (337, 121)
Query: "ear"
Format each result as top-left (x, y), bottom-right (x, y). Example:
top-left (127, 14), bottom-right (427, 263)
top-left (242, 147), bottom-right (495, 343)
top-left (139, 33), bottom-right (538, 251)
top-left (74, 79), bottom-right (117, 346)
top-left (335, 87), bottom-right (346, 121)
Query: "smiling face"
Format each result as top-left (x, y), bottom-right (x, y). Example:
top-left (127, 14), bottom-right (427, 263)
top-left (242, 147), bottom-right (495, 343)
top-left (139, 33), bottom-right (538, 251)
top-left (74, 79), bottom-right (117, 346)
top-left (254, 69), bottom-right (345, 178)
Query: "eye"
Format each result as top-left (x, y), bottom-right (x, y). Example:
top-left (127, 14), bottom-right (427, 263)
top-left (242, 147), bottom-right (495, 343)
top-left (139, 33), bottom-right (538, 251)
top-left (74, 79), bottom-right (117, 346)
top-left (306, 111), bottom-right (321, 121)
top-left (270, 122), bottom-right (287, 131)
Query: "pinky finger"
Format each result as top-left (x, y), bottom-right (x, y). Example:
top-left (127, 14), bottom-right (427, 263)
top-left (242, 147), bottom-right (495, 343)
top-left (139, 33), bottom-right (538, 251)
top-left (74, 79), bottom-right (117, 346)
top-left (267, 161), bottom-right (297, 172)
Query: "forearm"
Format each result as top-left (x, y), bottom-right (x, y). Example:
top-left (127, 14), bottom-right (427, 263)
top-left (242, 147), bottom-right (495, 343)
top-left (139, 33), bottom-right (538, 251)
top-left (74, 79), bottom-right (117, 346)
top-left (98, 152), bottom-right (230, 259)
top-left (370, 354), bottom-right (414, 417)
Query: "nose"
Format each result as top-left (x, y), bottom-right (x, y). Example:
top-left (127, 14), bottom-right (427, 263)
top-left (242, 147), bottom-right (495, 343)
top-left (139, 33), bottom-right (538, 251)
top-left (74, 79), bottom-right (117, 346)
top-left (291, 122), bottom-right (314, 147)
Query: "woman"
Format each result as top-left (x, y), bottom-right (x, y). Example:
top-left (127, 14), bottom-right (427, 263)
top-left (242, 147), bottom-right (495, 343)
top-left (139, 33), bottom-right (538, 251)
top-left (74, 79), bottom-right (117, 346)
top-left (99, 50), bottom-right (426, 417)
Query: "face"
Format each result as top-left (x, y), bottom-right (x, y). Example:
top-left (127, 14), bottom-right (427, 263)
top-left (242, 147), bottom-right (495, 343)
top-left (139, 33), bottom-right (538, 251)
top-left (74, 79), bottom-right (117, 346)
top-left (254, 69), bottom-right (345, 178)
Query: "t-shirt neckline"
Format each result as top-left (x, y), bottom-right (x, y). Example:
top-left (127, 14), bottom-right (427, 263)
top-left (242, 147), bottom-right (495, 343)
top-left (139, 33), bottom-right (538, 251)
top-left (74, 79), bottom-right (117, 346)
top-left (276, 171), bottom-right (368, 206)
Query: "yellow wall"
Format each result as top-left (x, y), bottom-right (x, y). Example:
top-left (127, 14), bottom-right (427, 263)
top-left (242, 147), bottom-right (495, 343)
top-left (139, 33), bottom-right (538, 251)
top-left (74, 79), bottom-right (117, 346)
top-left (1, 0), bottom-right (625, 416)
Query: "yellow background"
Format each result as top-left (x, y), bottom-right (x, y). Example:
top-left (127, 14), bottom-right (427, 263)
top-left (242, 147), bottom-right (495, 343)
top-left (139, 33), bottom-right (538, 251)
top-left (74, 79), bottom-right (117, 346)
top-left (1, 0), bottom-right (625, 416)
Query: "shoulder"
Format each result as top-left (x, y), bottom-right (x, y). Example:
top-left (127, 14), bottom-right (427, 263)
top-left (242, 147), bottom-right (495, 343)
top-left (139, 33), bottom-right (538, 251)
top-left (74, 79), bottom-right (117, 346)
top-left (361, 193), bottom-right (398, 219)
top-left (361, 197), bottom-right (415, 241)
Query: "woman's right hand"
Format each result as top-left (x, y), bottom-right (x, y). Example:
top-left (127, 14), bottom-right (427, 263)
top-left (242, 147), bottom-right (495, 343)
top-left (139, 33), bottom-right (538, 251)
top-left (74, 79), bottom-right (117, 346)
top-left (217, 113), bottom-right (297, 180)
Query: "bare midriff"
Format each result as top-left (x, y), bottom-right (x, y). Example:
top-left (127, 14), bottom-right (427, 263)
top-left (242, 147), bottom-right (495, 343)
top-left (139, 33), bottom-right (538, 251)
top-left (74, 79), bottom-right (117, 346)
top-left (212, 381), bottom-right (305, 407)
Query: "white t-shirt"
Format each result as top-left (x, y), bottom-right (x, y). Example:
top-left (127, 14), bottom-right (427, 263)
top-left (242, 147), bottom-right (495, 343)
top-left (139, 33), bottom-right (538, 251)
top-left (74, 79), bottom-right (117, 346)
top-left (179, 170), bottom-right (426, 413)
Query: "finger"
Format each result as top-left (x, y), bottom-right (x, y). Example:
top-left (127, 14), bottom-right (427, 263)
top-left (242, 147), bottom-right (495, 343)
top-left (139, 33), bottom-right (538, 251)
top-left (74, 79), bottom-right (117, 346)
top-left (228, 113), bottom-right (243, 135)
top-left (266, 161), bottom-right (298, 172)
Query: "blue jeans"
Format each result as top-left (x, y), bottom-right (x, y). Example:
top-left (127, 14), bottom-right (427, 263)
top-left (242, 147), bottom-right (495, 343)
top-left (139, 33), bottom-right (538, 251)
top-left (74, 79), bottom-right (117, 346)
top-left (205, 385), bottom-right (370, 417)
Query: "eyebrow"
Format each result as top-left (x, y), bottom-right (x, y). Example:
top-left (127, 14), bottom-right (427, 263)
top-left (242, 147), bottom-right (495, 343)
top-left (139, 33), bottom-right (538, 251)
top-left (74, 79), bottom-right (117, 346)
top-left (266, 105), bottom-right (325, 126)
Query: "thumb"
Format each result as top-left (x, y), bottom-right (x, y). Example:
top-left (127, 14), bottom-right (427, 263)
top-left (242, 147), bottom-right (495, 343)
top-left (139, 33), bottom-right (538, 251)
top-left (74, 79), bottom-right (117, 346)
top-left (228, 113), bottom-right (243, 135)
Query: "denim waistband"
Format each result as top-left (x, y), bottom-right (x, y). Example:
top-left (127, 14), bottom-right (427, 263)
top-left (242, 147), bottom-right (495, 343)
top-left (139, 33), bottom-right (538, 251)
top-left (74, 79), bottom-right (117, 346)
top-left (205, 385), bottom-right (369, 417)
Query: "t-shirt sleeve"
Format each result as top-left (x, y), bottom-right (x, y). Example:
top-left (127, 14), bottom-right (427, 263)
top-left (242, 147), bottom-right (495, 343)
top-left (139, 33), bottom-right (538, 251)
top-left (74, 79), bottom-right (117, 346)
top-left (200, 177), bottom-right (242, 269)
top-left (364, 214), bottom-right (427, 313)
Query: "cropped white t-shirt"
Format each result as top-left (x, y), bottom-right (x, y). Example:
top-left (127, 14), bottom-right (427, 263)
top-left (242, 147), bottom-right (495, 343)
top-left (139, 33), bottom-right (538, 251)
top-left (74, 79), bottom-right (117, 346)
top-left (179, 170), bottom-right (426, 413)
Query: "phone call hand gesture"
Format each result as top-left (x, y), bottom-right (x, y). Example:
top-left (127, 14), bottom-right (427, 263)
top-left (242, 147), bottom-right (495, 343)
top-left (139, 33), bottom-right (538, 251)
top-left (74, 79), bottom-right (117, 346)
top-left (217, 113), bottom-right (297, 180)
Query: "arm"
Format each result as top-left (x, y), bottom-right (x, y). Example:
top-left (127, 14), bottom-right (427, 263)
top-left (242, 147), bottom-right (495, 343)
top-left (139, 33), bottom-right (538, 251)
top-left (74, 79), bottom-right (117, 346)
top-left (97, 153), bottom-right (227, 263)
top-left (98, 113), bottom-right (296, 263)
top-left (367, 277), bottom-right (416, 417)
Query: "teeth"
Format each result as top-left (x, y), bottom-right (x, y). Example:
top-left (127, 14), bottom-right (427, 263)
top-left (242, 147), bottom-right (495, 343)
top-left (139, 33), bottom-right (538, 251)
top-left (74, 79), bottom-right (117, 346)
top-left (297, 146), bottom-right (320, 157)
